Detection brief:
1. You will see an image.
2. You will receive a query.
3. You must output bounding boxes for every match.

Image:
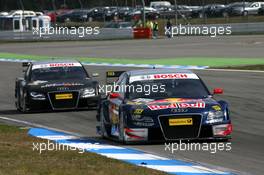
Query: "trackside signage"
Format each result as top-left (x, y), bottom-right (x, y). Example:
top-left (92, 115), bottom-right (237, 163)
top-left (129, 73), bottom-right (199, 83)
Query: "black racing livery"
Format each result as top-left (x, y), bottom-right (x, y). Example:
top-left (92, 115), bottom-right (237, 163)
top-left (97, 69), bottom-right (232, 143)
top-left (15, 60), bottom-right (100, 112)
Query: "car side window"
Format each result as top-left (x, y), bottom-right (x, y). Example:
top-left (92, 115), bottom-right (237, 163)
top-left (114, 73), bottom-right (127, 99)
top-left (119, 74), bottom-right (128, 99)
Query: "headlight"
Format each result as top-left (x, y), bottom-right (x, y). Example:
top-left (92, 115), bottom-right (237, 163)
top-left (30, 92), bottom-right (46, 100)
top-left (81, 88), bottom-right (96, 98)
top-left (206, 111), bottom-right (224, 124)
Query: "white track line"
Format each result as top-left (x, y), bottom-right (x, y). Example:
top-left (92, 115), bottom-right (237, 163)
top-left (0, 115), bottom-right (239, 175)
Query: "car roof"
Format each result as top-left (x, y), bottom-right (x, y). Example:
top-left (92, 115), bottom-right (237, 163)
top-left (127, 68), bottom-right (195, 76)
top-left (32, 59), bottom-right (80, 66)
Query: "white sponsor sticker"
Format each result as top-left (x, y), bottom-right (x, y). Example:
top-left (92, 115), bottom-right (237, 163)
top-left (32, 62), bottom-right (82, 70)
top-left (129, 73), bottom-right (199, 83)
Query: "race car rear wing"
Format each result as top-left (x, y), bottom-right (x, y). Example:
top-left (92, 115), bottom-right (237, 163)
top-left (106, 71), bottom-right (125, 84)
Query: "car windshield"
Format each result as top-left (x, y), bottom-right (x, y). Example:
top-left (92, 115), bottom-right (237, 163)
top-left (128, 79), bottom-right (210, 100)
top-left (31, 66), bottom-right (88, 81)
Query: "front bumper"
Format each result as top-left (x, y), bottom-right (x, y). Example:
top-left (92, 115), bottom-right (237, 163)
top-left (28, 95), bottom-right (100, 111)
top-left (123, 123), bottom-right (232, 142)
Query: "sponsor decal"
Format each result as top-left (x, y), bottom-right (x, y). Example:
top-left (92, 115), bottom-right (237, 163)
top-left (32, 62), bottom-right (82, 70)
top-left (133, 109), bottom-right (144, 115)
top-left (169, 118), bottom-right (193, 126)
top-left (133, 121), bottom-right (154, 127)
top-left (55, 93), bottom-right (73, 100)
top-left (171, 108), bottom-right (188, 113)
top-left (41, 83), bottom-right (84, 88)
top-left (129, 73), bottom-right (199, 83)
top-left (28, 80), bottom-right (48, 85)
top-left (127, 98), bottom-right (154, 105)
top-left (148, 98), bottom-right (203, 104)
top-left (148, 102), bottom-right (205, 110)
top-left (111, 125), bottom-right (119, 137)
top-left (212, 105), bottom-right (221, 111)
top-left (109, 104), bottom-right (119, 124)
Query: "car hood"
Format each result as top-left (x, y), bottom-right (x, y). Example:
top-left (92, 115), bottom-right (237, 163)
top-left (27, 79), bottom-right (96, 92)
top-left (126, 97), bottom-right (220, 115)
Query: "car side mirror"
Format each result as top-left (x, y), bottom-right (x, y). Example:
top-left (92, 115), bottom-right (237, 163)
top-left (213, 88), bottom-right (223, 94)
top-left (109, 92), bottom-right (120, 99)
top-left (92, 73), bottom-right (99, 77)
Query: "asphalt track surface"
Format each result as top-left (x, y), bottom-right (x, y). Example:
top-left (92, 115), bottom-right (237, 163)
top-left (0, 37), bottom-right (264, 175)
top-left (0, 35), bottom-right (264, 58)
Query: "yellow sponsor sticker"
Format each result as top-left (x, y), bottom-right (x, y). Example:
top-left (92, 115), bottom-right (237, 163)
top-left (134, 109), bottom-right (144, 115)
top-left (107, 71), bottom-right (115, 76)
top-left (169, 118), bottom-right (193, 126)
top-left (55, 93), bottom-right (73, 100)
top-left (212, 105), bottom-right (221, 111)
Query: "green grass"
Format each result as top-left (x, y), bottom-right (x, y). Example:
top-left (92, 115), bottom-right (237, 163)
top-left (0, 124), bottom-right (167, 175)
top-left (214, 64), bottom-right (264, 70)
top-left (1, 52), bottom-right (264, 67)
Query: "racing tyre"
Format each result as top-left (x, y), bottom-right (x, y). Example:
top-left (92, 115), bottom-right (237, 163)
top-left (20, 92), bottom-right (29, 113)
top-left (15, 89), bottom-right (20, 111)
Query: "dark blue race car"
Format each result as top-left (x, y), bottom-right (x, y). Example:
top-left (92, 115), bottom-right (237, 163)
top-left (97, 69), bottom-right (232, 143)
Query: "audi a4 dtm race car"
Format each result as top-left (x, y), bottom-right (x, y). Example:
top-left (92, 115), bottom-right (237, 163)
top-left (15, 60), bottom-right (100, 112)
top-left (97, 69), bottom-right (232, 143)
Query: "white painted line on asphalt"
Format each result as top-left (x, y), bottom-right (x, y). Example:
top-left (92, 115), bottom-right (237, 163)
top-left (141, 165), bottom-right (229, 174)
top-left (100, 153), bottom-right (169, 160)
top-left (35, 135), bottom-right (81, 140)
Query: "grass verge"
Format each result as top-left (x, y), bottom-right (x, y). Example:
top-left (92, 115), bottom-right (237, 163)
top-left (213, 64), bottom-right (264, 70)
top-left (1, 52), bottom-right (264, 67)
top-left (0, 124), bottom-right (167, 175)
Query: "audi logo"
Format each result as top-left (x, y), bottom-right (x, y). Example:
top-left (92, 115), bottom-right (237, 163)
top-left (57, 87), bottom-right (70, 91)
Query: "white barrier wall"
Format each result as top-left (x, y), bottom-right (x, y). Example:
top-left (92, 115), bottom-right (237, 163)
top-left (0, 28), bottom-right (133, 41)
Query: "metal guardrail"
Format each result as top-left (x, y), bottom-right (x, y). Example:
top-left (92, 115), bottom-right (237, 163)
top-left (0, 28), bottom-right (133, 41)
